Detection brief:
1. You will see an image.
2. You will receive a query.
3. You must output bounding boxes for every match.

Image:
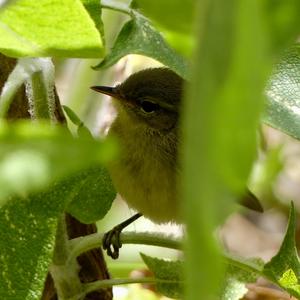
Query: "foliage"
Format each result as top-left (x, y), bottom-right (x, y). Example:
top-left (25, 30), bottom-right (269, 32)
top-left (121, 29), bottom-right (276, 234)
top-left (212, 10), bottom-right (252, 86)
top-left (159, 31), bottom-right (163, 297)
top-left (0, 0), bottom-right (104, 57)
top-left (0, 1), bottom-right (300, 300)
top-left (94, 10), bottom-right (188, 79)
top-left (141, 253), bottom-right (184, 299)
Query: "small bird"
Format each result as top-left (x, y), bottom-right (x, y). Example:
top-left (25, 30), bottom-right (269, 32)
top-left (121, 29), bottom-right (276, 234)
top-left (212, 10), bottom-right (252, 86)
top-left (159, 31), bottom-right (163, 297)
top-left (91, 68), bottom-right (262, 258)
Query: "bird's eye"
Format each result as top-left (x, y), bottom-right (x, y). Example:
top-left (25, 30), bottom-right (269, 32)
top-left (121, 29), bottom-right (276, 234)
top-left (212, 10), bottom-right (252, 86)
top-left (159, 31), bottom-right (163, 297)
top-left (140, 100), bottom-right (159, 114)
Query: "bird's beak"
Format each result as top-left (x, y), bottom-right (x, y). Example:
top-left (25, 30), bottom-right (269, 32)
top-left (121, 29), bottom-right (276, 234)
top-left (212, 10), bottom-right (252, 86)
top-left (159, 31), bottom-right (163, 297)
top-left (90, 86), bottom-right (121, 99)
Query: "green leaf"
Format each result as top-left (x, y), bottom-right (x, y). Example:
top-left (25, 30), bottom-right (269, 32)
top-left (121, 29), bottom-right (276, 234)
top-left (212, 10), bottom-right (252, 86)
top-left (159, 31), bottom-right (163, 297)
top-left (94, 12), bottom-right (188, 79)
top-left (263, 1), bottom-right (300, 51)
top-left (0, 178), bottom-right (76, 300)
top-left (131, 1), bottom-right (195, 57)
top-left (221, 259), bottom-right (261, 300)
top-left (62, 105), bottom-right (93, 138)
top-left (278, 269), bottom-right (300, 294)
top-left (263, 202), bottom-right (300, 297)
top-left (0, 121), bottom-right (116, 206)
top-left (141, 253), bottom-right (183, 299)
top-left (134, 0), bottom-right (195, 34)
top-left (264, 46), bottom-right (300, 141)
top-left (183, 1), bottom-right (270, 299)
top-left (81, 0), bottom-right (104, 39)
top-left (66, 166), bottom-right (116, 223)
top-left (63, 105), bottom-right (83, 127)
top-left (0, 0), bottom-right (104, 58)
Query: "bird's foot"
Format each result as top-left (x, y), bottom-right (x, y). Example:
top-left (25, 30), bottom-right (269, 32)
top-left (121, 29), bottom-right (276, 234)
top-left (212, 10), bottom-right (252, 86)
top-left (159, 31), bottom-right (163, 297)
top-left (102, 213), bottom-right (142, 259)
top-left (103, 225), bottom-right (123, 259)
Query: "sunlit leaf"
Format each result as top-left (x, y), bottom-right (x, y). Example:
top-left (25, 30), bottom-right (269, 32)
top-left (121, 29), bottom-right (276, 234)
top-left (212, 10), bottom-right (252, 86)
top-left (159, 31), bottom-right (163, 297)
top-left (0, 0), bottom-right (104, 57)
top-left (81, 0), bottom-right (104, 40)
top-left (278, 269), bottom-right (300, 294)
top-left (94, 12), bottom-right (188, 79)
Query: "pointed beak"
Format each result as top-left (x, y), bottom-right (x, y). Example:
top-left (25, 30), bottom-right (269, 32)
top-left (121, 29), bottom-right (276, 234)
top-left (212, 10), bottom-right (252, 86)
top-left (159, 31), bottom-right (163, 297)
top-left (90, 86), bottom-right (121, 99)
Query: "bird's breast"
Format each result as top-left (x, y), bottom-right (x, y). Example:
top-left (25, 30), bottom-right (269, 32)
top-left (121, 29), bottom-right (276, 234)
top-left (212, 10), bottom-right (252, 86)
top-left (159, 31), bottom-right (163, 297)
top-left (108, 123), bottom-right (180, 223)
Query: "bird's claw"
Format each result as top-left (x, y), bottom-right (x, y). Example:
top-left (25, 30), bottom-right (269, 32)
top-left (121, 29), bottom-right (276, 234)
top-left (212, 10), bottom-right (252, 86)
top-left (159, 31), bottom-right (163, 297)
top-left (103, 226), bottom-right (123, 259)
top-left (102, 213), bottom-right (142, 259)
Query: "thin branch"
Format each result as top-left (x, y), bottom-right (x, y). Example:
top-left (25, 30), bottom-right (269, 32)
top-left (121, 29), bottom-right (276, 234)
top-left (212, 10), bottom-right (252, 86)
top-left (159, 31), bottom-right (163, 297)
top-left (83, 277), bottom-right (157, 295)
top-left (68, 231), bottom-right (182, 263)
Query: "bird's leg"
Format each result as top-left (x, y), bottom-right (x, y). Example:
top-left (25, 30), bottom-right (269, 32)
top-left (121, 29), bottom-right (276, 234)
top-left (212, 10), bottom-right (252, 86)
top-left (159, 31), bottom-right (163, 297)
top-left (103, 213), bottom-right (142, 259)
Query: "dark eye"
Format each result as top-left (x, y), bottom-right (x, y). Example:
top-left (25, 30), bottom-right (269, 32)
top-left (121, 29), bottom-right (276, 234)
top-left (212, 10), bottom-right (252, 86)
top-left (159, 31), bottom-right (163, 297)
top-left (140, 100), bottom-right (159, 113)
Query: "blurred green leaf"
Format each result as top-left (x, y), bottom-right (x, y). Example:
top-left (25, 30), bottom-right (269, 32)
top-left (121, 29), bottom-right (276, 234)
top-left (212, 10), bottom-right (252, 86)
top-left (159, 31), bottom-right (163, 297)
top-left (264, 46), bottom-right (300, 141)
top-left (183, 1), bottom-right (270, 299)
top-left (94, 12), bottom-right (188, 79)
top-left (160, 29), bottom-right (195, 58)
top-left (263, 0), bottom-right (300, 51)
top-left (249, 144), bottom-right (283, 205)
top-left (66, 166), bottom-right (116, 223)
top-left (141, 253), bottom-right (183, 299)
top-left (0, 121), bottom-right (116, 205)
top-left (0, 0), bottom-right (104, 58)
top-left (263, 202), bottom-right (300, 298)
top-left (0, 178), bottom-right (76, 300)
top-left (133, 0), bottom-right (195, 34)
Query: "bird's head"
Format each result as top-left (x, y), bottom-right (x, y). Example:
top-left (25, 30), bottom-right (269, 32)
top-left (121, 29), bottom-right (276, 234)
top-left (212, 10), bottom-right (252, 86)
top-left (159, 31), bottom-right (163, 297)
top-left (91, 68), bottom-right (184, 132)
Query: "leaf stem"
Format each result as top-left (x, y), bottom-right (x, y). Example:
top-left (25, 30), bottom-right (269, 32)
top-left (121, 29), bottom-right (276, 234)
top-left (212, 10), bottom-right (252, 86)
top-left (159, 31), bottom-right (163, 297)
top-left (101, 0), bottom-right (132, 16)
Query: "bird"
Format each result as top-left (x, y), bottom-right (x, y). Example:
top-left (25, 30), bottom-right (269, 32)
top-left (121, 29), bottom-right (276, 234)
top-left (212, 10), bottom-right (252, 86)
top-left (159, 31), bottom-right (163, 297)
top-left (91, 67), bottom-right (262, 259)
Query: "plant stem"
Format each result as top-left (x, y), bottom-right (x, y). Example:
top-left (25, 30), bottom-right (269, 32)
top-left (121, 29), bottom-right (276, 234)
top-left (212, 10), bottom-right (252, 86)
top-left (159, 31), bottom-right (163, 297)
top-left (50, 215), bottom-right (84, 300)
top-left (68, 231), bottom-right (182, 263)
top-left (101, 0), bottom-right (132, 16)
top-left (28, 71), bottom-right (51, 119)
top-left (83, 277), bottom-right (157, 295)
top-left (52, 215), bottom-right (70, 265)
